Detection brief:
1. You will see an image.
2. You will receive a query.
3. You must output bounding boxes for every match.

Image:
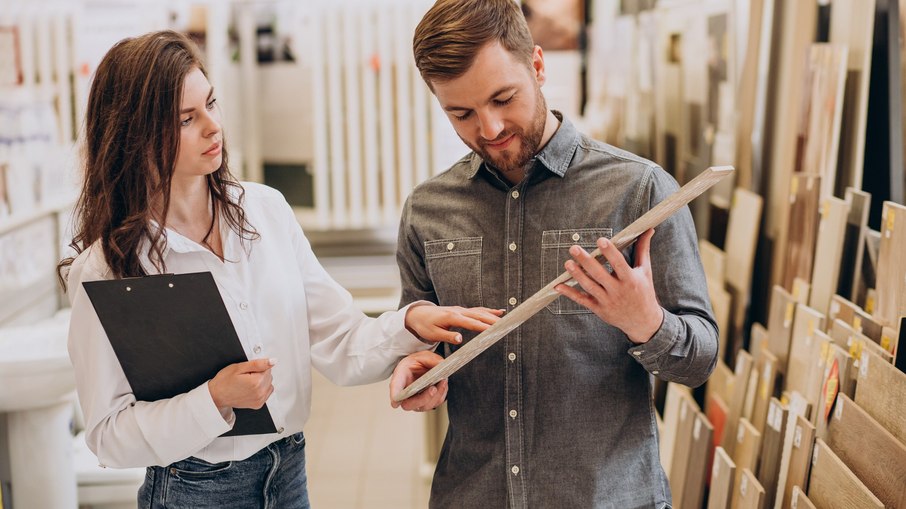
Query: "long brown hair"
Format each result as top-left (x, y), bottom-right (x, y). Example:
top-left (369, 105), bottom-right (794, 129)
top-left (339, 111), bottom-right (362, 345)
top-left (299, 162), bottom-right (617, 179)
top-left (58, 30), bottom-right (258, 290)
top-left (413, 0), bottom-right (535, 89)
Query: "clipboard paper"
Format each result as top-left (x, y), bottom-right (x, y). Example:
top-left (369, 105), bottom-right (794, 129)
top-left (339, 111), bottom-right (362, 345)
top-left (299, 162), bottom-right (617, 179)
top-left (394, 166), bottom-right (734, 402)
top-left (83, 271), bottom-right (277, 436)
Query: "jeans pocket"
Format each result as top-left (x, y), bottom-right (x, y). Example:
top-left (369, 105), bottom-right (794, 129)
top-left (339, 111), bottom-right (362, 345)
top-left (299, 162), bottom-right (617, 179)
top-left (291, 431), bottom-right (306, 446)
top-left (169, 457), bottom-right (234, 481)
top-left (424, 237), bottom-right (483, 308)
top-left (541, 228), bottom-right (612, 315)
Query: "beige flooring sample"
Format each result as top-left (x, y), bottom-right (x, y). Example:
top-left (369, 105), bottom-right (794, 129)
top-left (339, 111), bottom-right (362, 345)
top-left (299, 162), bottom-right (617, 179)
top-left (854, 349), bottom-right (906, 447)
top-left (807, 439), bottom-right (883, 509)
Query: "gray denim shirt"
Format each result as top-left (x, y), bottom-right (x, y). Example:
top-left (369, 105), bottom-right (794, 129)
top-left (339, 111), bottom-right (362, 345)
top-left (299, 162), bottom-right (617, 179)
top-left (397, 113), bottom-right (718, 509)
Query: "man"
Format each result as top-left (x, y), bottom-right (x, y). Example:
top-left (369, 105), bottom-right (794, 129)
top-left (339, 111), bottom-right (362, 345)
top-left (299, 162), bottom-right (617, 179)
top-left (389, 1), bottom-right (718, 507)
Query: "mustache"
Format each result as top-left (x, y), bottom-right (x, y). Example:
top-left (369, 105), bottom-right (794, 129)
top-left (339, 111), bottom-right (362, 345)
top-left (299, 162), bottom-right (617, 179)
top-left (480, 131), bottom-right (517, 146)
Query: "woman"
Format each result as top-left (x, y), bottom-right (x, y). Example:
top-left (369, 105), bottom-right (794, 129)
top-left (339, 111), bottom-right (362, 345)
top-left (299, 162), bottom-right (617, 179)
top-left (59, 30), bottom-right (498, 508)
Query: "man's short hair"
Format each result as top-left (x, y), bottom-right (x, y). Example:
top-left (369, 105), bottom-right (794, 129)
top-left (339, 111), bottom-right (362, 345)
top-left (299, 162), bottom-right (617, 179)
top-left (413, 0), bottom-right (535, 89)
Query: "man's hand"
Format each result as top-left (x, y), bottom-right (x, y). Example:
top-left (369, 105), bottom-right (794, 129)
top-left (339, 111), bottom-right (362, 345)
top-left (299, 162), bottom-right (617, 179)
top-left (389, 351), bottom-right (447, 411)
top-left (405, 305), bottom-right (503, 344)
top-left (555, 228), bottom-right (664, 344)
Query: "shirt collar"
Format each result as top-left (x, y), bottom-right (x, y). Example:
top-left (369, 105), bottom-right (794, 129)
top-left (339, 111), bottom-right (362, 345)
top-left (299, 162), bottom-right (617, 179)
top-left (466, 110), bottom-right (580, 180)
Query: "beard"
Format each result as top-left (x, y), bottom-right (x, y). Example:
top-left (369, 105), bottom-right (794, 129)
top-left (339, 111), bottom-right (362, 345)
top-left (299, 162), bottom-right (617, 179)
top-left (460, 87), bottom-right (548, 175)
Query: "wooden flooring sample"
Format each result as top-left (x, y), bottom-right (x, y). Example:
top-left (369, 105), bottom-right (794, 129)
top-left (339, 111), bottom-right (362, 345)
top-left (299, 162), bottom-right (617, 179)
top-left (781, 174), bottom-right (822, 291)
top-left (395, 166), bottom-right (736, 401)
top-left (791, 485), bottom-right (817, 509)
top-left (792, 278), bottom-right (812, 305)
top-left (786, 304), bottom-right (827, 397)
top-left (767, 285), bottom-right (799, 372)
top-left (730, 418), bottom-right (762, 508)
top-left (855, 349), bottom-right (906, 447)
top-left (750, 322), bottom-right (770, 361)
top-left (725, 188), bottom-right (763, 300)
top-left (661, 383), bottom-right (691, 476)
top-left (707, 359), bottom-right (735, 415)
top-left (736, 468), bottom-right (766, 509)
top-left (701, 239), bottom-right (727, 286)
top-left (709, 446), bottom-right (736, 509)
top-left (807, 439), bottom-right (883, 509)
top-left (707, 393), bottom-right (729, 452)
top-left (875, 202), bottom-right (906, 328)
top-left (815, 344), bottom-right (855, 439)
top-left (826, 393), bottom-right (906, 508)
top-left (711, 281), bottom-right (733, 365)
top-left (751, 351), bottom-right (781, 434)
top-left (838, 188), bottom-right (871, 302)
top-left (809, 197), bottom-right (849, 317)
top-left (779, 415), bottom-right (816, 509)
top-left (801, 331), bottom-right (834, 424)
top-left (757, 398), bottom-right (788, 506)
top-left (723, 350), bottom-right (755, 455)
top-left (681, 410), bottom-right (714, 509)
top-left (829, 319), bottom-right (893, 365)
top-left (670, 392), bottom-right (699, 507)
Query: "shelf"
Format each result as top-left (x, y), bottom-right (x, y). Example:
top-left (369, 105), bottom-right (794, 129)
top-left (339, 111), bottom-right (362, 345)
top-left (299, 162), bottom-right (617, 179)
top-left (0, 197), bottom-right (76, 237)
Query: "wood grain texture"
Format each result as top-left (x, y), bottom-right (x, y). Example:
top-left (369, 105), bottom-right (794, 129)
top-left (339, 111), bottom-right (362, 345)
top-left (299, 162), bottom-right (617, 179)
top-left (732, 0), bottom-right (765, 190)
top-left (736, 468), bottom-right (766, 509)
top-left (855, 349), bottom-right (906, 447)
top-left (826, 393), bottom-right (906, 508)
top-left (779, 415), bottom-right (816, 509)
top-left (785, 304), bottom-right (827, 398)
top-left (670, 392), bottom-right (699, 507)
top-left (791, 485), bottom-right (817, 509)
top-left (706, 393), bottom-right (729, 452)
top-left (815, 344), bottom-right (854, 440)
top-left (395, 166), bottom-right (735, 401)
top-left (875, 202), bottom-right (906, 328)
top-left (801, 331), bottom-right (834, 425)
top-left (756, 398), bottom-right (788, 506)
top-left (707, 359), bottom-right (735, 416)
top-left (782, 174), bottom-right (822, 292)
top-left (767, 286), bottom-right (798, 373)
top-left (681, 411), bottom-right (714, 509)
top-left (829, 0), bottom-right (876, 194)
top-left (701, 239), bottom-right (727, 287)
top-left (661, 383), bottom-right (692, 476)
top-left (751, 351), bottom-right (780, 434)
top-left (751, 322), bottom-right (770, 362)
top-left (828, 319), bottom-right (893, 366)
top-left (839, 188), bottom-right (871, 303)
top-left (792, 278), bottom-right (812, 305)
top-left (711, 281), bottom-right (733, 365)
top-left (709, 446), bottom-right (736, 509)
top-left (726, 188), bottom-right (763, 297)
top-left (730, 418), bottom-right (762, 508)
top-left (723, 350), bottom-right (755, 455)
top-left (808, 197), bottom-right (849, 317)
top-left (829, 294), bottom-right (883, 342)
top-left (807, 439), bottom-right (883, 509)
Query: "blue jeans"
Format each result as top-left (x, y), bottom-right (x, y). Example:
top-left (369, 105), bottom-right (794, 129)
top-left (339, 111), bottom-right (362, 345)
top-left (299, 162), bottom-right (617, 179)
top-left (138, 432), bottom-right (310, 508)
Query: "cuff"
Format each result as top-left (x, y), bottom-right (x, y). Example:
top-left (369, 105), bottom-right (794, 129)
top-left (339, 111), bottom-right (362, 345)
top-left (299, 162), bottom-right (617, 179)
top-left (189, 382), bottom-right (235, 438)
top-left (627, 309), bottom-right (680, 372)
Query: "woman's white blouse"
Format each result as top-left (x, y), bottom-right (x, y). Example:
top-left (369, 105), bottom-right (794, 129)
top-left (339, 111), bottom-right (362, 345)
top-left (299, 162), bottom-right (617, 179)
top-left (67, 182), bottom-right (431, 468)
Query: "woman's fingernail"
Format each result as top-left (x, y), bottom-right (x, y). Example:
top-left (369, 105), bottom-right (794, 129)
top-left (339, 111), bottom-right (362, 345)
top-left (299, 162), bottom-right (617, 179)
top-left (455, 334), bottom-right (463, 343)
top-left (268, 358), bottom-right (278, 366)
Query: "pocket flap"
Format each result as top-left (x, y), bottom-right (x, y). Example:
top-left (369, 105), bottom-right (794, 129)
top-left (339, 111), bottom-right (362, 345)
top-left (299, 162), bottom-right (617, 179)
top-left (425, 237), bottom-right (483, 259)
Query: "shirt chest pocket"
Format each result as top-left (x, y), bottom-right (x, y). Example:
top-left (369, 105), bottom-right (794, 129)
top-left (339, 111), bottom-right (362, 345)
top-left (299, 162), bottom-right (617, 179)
top-left (424, 237), bottom-right (483, 308)
top-left (541, 228), bottom-right (613, 315)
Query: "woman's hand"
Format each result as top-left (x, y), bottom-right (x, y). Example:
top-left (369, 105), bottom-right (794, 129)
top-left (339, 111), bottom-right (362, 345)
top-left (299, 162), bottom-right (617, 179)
top-left (208, 358), bottom-right (275, 412)
top-left (405, 305), bottom-right (503, 344)
top-left (389, 351), bottom-right (447, 411)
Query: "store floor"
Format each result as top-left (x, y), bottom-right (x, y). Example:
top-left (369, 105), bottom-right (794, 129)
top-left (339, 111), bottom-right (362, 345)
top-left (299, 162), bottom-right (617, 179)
top-left (305, 370), bottom-right (432, 508)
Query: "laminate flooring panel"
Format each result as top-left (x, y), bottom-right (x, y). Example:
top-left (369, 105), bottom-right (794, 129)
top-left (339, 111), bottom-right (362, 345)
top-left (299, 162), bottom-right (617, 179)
top-left (781, 174), bottom-right (822, 291)
top-left (751, 351), bottom-right (780, 434)
top-left (854, 349), bottom-right (906, 447)
top-left (838, 188), bottom-right (871, 302)
top-left (681, 410), bottom-right (714, 509)
top-left (807, 439), bottom-right (883, 509)
top-left (785, 304), bottom-right (827, 398)
top-left (726, 188), bottom-right (763, 299)
top-left (707, 359), bottom-right (735, 415)
top-left (730, 418), bottom-right (762, 508)
top-left (709, 446), bottom-right (736, 509)
top-left (661, 383), bottom-right (691, 476)
top-left (701, 239), bottom-right (727, 286)
top-left (815, 344), bottom-right (854, 440)
top-left (767, 285), bottom-right (799, 373)
top-left (757, 398), bottom-right (788, 507)
top-left (723, 350), bottom-right (755, 456)
top-left (791, 485), bottom-right (817, 509)
top-left (779, 415), bottom-right (816, 509)
top-left (826, 394), bottom-right (906, 508)
top-left (875, 202), bottom-right (906, 327)
top-left (670, 391), bottom-right (699, 506)
top-left (735, 468), bottom-right (766, 509)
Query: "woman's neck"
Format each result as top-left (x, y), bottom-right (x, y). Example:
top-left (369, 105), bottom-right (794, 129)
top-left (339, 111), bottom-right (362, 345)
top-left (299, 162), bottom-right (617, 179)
top-left (166, 176), bottom-right (211, 228)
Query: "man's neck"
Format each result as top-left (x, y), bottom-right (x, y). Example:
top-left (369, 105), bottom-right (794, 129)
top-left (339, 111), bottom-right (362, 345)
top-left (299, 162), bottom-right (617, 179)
top-left (536, 109), bottom-right (561, 153)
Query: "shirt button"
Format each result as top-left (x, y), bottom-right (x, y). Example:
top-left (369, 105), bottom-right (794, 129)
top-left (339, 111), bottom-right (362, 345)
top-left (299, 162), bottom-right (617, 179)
top-left (508, 297), bottom-right (517, 306)
top-left (278, 427), bottom-right (285, 434)
top-left (239, 302), bottom-right (249, 310)
top-left (253, 345), bottom-right (262, 354)
top-left (511, 190), bottom-right (519, 199)
top-left (572, 233), bottom-right (580, 241)
top-left (511, 465), bottom-right (520, 475)
top-left (509, 242), bottom-right (517, 252)
top-left (652, 370), bottom-right (660, 375)
top-left (446, 242), bottom-right (454, 251)
top-left (508, 353), bottom-right (516, 361)
top-left (509, 409), bottom-right (517, 418)
top-left (633, 351), bottom-right (643, 356)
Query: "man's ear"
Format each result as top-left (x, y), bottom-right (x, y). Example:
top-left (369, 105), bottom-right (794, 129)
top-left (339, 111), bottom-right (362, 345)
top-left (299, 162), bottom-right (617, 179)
top-left (532, 45), bottom-right (546, 86)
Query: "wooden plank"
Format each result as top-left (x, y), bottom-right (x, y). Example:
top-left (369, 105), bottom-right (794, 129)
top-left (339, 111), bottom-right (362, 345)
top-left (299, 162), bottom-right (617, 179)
top-left (785, 304), bottom-right (827, 397)
top-left (681, 410), bottom-right (714, 509)
top-left (732, 0), bottom-right (765, 191)
top-left (792, 278), bottom-right (812, 305)
top-left (779, 414), bottom-right (817, 509)
top-left (839, 188), bottom-right (871, 302)
top-left (791, 485), bottom-right (817, 509)
top-left (711, 281), bottom-right (733, 365)
top-left (670, 391), bottom-right (699, 506)
top-left (767, 285), bottom-right (798, 372)
top-left (826, 393), bottom-right (906, 508)
top-left (395, 166), bottom-right (736, 401)
top-left (757, 397), bottom-right (788, 506)
top-left (751, 351), bottom-right (780, 434)
top-left (709, 446), bottom-right (735, 509)
top-left (815, 344), bottom-right (854, 439)
top-left (723, 350), bottom-right (755, 455)
top-left (725, 188), bottom-right (763, 299)
top-left (707, 359), bottom-right (735, 415)
top-left (801, 331), bottom-right (835, 424)
top-left (750, 322), bottom-right (770, 360)
top-left (875, 202), bottom-right (906, 328)
top-left (881, 325), bottom-right (898, 359)
top-left (855, 349), bottom-right (906, 447)
top-left (730, 418), bottom-right (762, 508)
top-left (781, 174), bottom-right (822, 292)
top-left (700, 239), bottom-right (727, 286)
top-left (829, 294), bottom-right (883, 341)
top-left (661, 383), bottom-right (691, 476)
top-left (860, 229), bottom-right (882, 310)
top-left (829, 0), bottom-right (877, 194)
top-left (828, 319), bottom-right (894, 366)
top-left (706, 393), bottom-right (729, 454)
top-left (808, 197), bottom-right (850, 317)
top-left (807, 439), bottom-right (884, 508)
top-left (736, 468), bottom-right (766, 509)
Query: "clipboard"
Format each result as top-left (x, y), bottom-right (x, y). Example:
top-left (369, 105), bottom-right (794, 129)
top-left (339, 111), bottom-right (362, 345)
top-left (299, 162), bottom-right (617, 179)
top-left (83, 271), bottom-right (277, 437)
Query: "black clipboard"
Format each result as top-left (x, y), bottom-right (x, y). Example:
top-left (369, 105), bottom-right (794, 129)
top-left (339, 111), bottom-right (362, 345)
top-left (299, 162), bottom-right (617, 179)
top-left (83, 271), bottom-right (277, 437)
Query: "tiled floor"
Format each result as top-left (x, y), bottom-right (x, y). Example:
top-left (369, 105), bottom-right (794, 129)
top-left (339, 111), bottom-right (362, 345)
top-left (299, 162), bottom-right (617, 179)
top-left (305, 370), bottom-right (432, 508)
